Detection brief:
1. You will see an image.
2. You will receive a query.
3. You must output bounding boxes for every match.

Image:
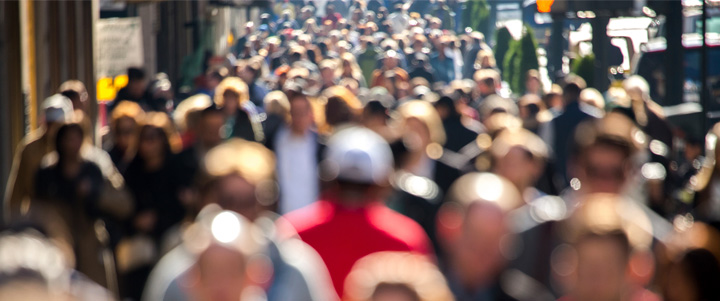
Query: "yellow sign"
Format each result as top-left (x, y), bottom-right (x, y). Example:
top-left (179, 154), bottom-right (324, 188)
top-left (96, 74), bottom-right (129, 102)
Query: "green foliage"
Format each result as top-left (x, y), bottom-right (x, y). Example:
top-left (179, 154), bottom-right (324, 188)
top-left (494, 27), bottom-right (512, 73)
top-left (462, 0), bottom-right (490, 35)
top-left (502, 25), bottom-right (540, 95)
top-left (571, 54), bottom-right (595, 89)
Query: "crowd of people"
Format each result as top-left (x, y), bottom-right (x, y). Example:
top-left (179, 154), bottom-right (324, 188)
top-left (3, 1), bottom-right (720, 300)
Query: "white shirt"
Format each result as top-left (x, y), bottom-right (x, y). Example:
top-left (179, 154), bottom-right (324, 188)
top-left (275, 127), bottom-right (319, 214)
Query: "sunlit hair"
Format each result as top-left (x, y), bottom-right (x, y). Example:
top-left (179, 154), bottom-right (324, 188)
top-left (140, 112), bottom-right (183, 154)
top-left (563, 193), bottom-right (654, 252)
top-left (214, 77), bottom-right (250, 108)
top-left (475, 49), bottom-right (496, 68)
top-left (343, 252), bottom-right (455, 301)
top-left (573, 112), bottom-right (645, 160)
top-left (491, 128), bottom-right (549, 163)
top-left (473, 68), bottom-right (500, 87)
top-left (111, 101), bottom-right (145, 134)
top-left (173, 94), bottom-right (213, 133)
top-left (397, 100), bottom-right (446, 147)
top-left (263, 91), bottom-right (290, 122)
top-left (0, 230), bottom-right (71, 296)
top-left (338, 52), bottom-right (364, 83)
top-left (203, 138), bottom-right (276, 187)
top-left (622, 75), bottom-right (650, 101)
top-left (316, 85), bottom-right (363, 134)
top-left (444, 172), bottom-right (523, 212)
top-left (579, 88), bottom-right (606, 111)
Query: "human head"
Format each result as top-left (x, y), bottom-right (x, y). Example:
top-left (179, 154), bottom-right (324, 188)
top-left (524, 70), bottom-right (541, 95)
top-left (198, 106), bottom-right (226, 150)
top-left (664, 248), bottom-right (720, 301)
top-left (54, 123), bottom-right (84, 162)
top-left (561, 194), bottom-right (654, 301)
top-left (343, 252), bottom-right (455, 301)
top-left (321, 86), bottom-right (362, 131)
top-left (396, 100), bottom-right (446, 159)
top-left (126, 67), bottom-right (147, 98)
top-left (263, 91), bottom-right (290, 121)
top-left (173, 94), bottom-right (213, 135)
top-left (478, 95), bottom-right (519, 122)
top-left (136, 112), bottom-right (181, 162)
top-left (288, 93), bottom-right (314, 134)
top-left (205, 67), bottom-right (228, 92)
top-left (0, 230), bottom-right (71, 301)
top-left (436, 173), bottom-right (523, 288)
top-left (572, 113), bottom-right (643, 194)
top-left (491, 128), bottom-right (548, 191)
top-left (320, 126), bottom-right (394, 203)
top-left (475, 50), bottom-right (496, 69)
top-left (214, 77), bottom-right (249, 116)
top-left (579, 88), bottom-right (606, 111)
top-left (474, 69), bottom-right (499, 97)
top-left (623, 75), bottom-right (650, 102)
top-left (517, 94), bottom-right (549, 130)
top-left (41, 94), bottom-right (74, 129)
top-left (58, 80), bottom-right (88, 113)
top-left (183, 208), bottom-right (270, 301)
top-left (543, 84), bottom-right (564, 111)
top-left (562, 81), bottom-right (584, 105)
top-left (202, 139), bottom-right (277, 220)
top-left (110, 101), bottom-right (145, 153)
top-left (238, 57), bottom-right (263, 85)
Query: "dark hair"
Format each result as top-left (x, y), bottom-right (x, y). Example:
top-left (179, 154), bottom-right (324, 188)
top-left (201, 105), bottom-right (223, 118)
top-left (678, 249), bottom-right (720, 300)
top-left (563, 82), bottom-right (582, 104)
top-left (54, 123), bottom-right (84, 162)
top-left (434, 95), bottom-right (460, 119)
top-left (127, 67), bottom-right (146, 82)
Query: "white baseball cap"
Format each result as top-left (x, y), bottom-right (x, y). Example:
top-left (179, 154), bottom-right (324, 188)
top-left (322, 126), bottom-right (394, 185)
top-left (41, 94), bottom-right (74, 123)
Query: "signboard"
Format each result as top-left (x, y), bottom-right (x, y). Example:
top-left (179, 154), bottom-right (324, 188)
top-left (96, 17), bottom-right (143, 102)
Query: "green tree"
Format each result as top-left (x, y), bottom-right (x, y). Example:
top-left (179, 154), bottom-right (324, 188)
top-left (502, 25), bottom-right (540, 95)
top-left (462, 0), bottom-right (490, 35)
top-left (494, 27), bottom-right (512, 73)
top-left (571, 54), bottom-right (595, 89)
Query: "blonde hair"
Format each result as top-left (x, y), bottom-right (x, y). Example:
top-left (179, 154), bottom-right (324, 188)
top-left (579, 88), bottom-right (606, 111)
top-left (214, 77), bottom-right (249, 108)
top-left (397, 100), bottom-right (446, 146)
top-left (475, 50), bottom-right (496, 69)
top-left (264, 91), bottom-right (290, 122)
top-left (343, 252), bottom-right (455, 301)
top-left (110, 101), bottom-right (145, 134)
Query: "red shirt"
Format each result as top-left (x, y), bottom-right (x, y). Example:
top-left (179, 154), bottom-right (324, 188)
top-left (282, 198), bottom-right (433, 296)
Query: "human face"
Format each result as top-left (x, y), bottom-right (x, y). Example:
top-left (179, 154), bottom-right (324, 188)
top-left (115, 117), bottom-right (136, 150)
top-left (215, 175), bottom-right (258, 221)
top-left (451, 204), bottom-right (508, 288)
top-left (192, 245), bottom-right (247, 301)
top-left (200, 113), bottom-right (225, 148)
top-left (138, 127), bottom-right (165, 160)
top-left (494, 147), bottom-right (539, 190)
top-left (573, 237), bottom-right (628, 301)
top-left (579, 145), bottom-right (629, 194)
top-left (222, 91), bottom-right (240, 116)
top-left (321, 67), bottom-right (335, 84)
top-left (405, 117), bottom-right (431, 149)
top-left (290, 97), bottom-right (313, 134)
top-left (60, 128), bottom-right (84, 159)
